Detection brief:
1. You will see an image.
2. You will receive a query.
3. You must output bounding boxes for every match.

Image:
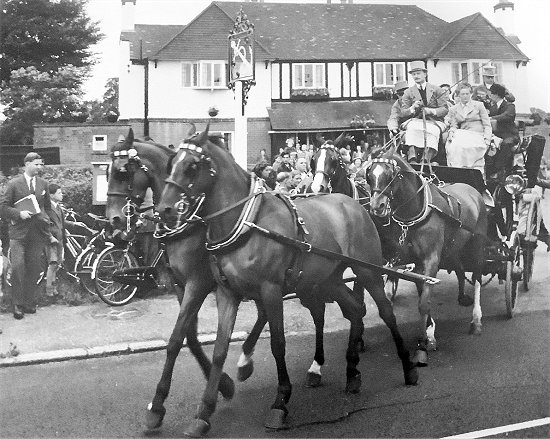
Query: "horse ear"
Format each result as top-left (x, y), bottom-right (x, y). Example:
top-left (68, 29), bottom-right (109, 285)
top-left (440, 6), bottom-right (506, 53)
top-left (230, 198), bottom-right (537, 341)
top-left (334, 132), bottom-right (345, 148)
top-left (126, 128), bottom-right (134, 146)
top-left (195, 122), bottom-right (210, 145)
top-left (185, 123), bottom-right (196, 139)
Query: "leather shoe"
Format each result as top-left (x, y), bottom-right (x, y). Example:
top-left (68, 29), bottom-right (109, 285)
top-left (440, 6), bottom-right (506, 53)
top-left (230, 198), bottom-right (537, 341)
top-left (13, 305), bottom-right (24, 320)
top-left (22, 305), bottom-right (36, 314)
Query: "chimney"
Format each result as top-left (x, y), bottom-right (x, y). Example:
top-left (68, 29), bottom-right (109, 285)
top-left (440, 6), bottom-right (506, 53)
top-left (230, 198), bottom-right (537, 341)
top-left (493, 0), bottom-right (518, 42)
top-left (121, 0), bottom-right (136, 33)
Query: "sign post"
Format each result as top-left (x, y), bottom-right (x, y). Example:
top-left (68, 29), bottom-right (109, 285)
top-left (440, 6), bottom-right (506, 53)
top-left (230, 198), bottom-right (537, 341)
top-left (228, 7), bottom-right (255, 170)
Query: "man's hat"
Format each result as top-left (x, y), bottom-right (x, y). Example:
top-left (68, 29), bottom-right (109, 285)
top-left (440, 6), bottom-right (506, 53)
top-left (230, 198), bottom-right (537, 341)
top-left (394, 80), bottom-right (409, 92)
top-left (24, 152), bottom-right (42, 163)
top-left (482, 65), bottom-right (496, 77)
top-left (408, 60), bottom-right (427, 73)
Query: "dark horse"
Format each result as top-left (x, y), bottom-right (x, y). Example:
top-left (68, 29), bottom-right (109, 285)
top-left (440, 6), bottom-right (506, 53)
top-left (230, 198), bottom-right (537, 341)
top-left (366, 147), bottom-right (488, 366)
top-left (105, 129), bottom-right (349, 434)
top-left (157, 125), bottom-right (418, 436)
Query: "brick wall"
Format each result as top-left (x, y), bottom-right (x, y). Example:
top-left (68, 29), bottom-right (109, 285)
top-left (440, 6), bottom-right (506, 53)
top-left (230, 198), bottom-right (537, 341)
top-left (34, 123), bottom-right (131, 165)
top-left (247, 118), bottom-right (272, 168)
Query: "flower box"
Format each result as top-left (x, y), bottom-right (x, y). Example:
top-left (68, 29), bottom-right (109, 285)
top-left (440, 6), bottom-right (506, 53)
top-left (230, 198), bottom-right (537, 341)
top-left (290, 88), bottom-right (329, 101)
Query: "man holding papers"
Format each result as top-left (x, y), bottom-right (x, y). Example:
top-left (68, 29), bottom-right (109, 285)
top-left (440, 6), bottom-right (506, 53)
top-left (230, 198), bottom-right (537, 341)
top-left (0, 152), bottom-right (52, 319)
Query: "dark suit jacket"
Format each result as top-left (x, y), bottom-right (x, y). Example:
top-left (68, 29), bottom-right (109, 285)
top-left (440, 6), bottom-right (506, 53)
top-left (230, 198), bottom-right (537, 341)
top-left (401, 83), bottom-right (449, 121)
top-left (0, 174), bottom-right (52, 240)
top-left (46, 203), bottom-right (66, 243)
top-left (489, 100), bottom-right (519, 141)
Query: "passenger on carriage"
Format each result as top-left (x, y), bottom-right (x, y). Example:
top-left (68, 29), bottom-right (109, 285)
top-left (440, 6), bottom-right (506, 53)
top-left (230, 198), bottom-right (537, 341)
top-left (387, 80), bottom-right (411, 135)
top-left (485, 83), bottom-right (520, 183)
top-left (472, 65), bottom-right (515, 107)
top-left (439, 83), bottom-right (455, 106)
top-left (400, 61), bottom-right (449, 165)
top-left (446, 83), bottom-right (492, 176)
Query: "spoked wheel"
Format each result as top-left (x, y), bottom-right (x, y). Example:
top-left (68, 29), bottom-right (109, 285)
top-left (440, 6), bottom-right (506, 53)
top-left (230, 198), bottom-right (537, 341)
top-left (504, 235), bottom-right (521, 318)
top-left (94, 247), bottom-right (139, 306)
top-left (73, 248), bottom-right (99, 295)
top-left (522, 200), bottom-right (539, 291)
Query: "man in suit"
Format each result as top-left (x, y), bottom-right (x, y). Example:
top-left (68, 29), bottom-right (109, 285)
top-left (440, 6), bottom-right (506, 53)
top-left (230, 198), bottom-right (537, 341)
top-left (45, 183), bottom-right (66, 296)
top-left (400, 60), bottom-right (449, 163)
top-left (473, 65), bottom-right (515, 106)
top-left (0, 152), bottom-right (52, 319)
top-left (486, 83), bottom-right (520, 180)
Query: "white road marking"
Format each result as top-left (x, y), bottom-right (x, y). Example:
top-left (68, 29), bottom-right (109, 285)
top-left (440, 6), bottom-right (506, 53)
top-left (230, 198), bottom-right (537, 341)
top-left (441, 417), bottom-right (550, 439)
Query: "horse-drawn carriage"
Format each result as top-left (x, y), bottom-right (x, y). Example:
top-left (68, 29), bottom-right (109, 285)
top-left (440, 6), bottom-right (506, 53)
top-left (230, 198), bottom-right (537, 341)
top-left (100, 116), bottom-right (545, 436)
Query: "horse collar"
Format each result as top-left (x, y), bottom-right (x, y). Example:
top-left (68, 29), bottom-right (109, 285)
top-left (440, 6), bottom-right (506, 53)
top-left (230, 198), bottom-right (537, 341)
top-left (392, 179), bottom-right (433, 227)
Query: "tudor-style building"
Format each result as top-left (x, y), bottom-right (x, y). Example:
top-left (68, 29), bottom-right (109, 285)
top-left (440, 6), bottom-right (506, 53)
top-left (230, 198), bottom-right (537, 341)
top-left (118, 0), bottom-right (528, 169)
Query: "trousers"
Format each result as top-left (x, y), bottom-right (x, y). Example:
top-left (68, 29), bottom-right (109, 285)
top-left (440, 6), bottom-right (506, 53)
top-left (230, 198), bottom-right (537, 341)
top-left (9, 236), bottom-right (47, 307)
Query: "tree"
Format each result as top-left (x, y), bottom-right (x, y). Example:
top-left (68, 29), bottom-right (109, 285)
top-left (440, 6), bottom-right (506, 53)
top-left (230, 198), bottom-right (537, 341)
top-left (87, 78), bottom-right (119, 123)
top-left (0, 66), bottom-right (89, 144)
top-left (0, 0), bottom-right (103, 83)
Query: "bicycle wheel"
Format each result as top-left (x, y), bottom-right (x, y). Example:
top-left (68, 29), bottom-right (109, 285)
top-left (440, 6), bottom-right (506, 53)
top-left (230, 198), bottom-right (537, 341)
top-left (94, 247), bottom-right (139, 306)
top-left (73, 248), bottom-right (99, 296)
top-left (522, 199), bottom-right (540, 291)
top-left (504, 235), bottom-right (521, 318)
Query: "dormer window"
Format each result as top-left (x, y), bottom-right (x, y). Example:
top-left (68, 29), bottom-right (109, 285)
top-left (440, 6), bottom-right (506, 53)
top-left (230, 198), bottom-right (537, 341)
top-left (293, 63), bottom-right (325, 89)
top-left (182, 61), bottom-right (226, 89)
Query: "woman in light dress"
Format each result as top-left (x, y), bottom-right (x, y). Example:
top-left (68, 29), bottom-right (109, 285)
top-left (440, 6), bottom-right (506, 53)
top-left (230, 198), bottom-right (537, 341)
top-left (446, 83), bottom-right (492, 177)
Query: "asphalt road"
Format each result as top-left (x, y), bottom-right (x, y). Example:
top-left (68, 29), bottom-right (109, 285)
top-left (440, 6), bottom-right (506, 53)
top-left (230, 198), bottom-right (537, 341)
top-left (1, 305), bottom-right (548, 438)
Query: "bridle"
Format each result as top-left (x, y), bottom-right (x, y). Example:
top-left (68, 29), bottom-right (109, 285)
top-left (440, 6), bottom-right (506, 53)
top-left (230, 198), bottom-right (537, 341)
top-left (368, 157), bottom-right (402, 202)
top-left (313, 144), bottom-right (346, 190)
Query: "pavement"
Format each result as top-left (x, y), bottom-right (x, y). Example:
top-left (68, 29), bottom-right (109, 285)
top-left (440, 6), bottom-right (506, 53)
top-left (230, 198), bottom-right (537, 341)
top-left (1, 193), bottom-right (549, 368)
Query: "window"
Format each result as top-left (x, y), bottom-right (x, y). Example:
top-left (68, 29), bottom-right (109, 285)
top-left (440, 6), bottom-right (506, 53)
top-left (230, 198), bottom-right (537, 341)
top-left (373, 62), bottom-right (406, 87)
top-left (451, 60), bottom-right (498, 86)
top-left (293, 63), bottom-right (325, 89)
top-left (182, 61), bottom-right (226, 88)
top-left (92, 135), bottom-right (107, 151)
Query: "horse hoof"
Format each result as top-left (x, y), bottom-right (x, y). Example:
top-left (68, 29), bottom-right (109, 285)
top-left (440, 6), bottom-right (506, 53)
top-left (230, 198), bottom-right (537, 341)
top-left (345, 373), bottom-right (362, 394)
top-left (264, 409), bottom-right (288, 430)
top-left (458, 295), bottom-right (474, 307)
top-left (427, 339), bottom-right (437, 351)
top-left (144, 404), bottom-right (165, 430)
top-left (305, 372), bottom-right (322, 388)
top-left (237, 360), bottom-right (254, 382)
top-left (405, 367), bottom-right (419, 386)
top-left (183, 418), bottom-right (211, 438)
top-left (469, 323), bottom-right (482, 336)
top-left (219, 373), bottom-right (235, 400)
top-left (413, 349), bottom-right (428, 367)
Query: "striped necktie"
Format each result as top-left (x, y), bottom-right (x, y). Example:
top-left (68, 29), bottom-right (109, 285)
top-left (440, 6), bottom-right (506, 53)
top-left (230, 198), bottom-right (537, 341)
top-left (29, 178), bottom-right (35, 194)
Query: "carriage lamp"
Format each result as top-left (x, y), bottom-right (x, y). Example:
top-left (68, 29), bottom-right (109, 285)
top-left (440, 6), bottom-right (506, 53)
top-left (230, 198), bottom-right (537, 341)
top-left (504, 174), bottom-right (527, 195)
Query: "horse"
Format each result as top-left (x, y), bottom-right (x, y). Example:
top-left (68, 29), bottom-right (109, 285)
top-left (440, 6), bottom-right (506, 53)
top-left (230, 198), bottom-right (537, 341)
top-left (366, 146), bottom-right (488, 366)
top-left (310, 134), bottom-right (402, 299)
top-left (157, 124), bottom-right (418, 436)
top-left (105, 129), bottom-right (347, 433)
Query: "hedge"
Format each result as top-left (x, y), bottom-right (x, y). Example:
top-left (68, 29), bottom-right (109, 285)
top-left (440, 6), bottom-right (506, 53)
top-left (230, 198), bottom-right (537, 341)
top-left (0, 165), bottom-right (95, 218)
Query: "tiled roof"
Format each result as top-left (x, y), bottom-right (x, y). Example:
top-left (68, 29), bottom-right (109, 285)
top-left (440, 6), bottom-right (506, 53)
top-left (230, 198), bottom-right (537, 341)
top-left (121, 24), bottom-right (185, 60)
top-left (268, 100), bottom-right (393, 131)
top-left (122, 2), bottom-right (528, 63)
top-left (430, 13), bottom-right (528, 61)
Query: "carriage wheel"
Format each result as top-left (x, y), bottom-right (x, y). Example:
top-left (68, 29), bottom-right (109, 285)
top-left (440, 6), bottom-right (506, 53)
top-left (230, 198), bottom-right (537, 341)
top-left (522, 199), bottom-right (539, 291)
top-left (94, 247), bottom-right (139, 306)
top-left (73, 248), bottom-right (99, 296)
top-left (504, 235), bottom-right (521, 318)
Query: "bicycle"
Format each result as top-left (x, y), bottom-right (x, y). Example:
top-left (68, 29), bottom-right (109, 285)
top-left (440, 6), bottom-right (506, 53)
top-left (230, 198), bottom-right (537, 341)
top-left (58, 209), bottom-right (113, 296)
top-left (93, 208), bottom-right (170, 306)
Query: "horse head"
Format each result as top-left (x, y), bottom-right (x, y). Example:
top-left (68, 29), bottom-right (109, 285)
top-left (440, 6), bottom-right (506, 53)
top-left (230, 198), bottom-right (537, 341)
top-left (310, 140), bottom-right (346, 193)
top-left (158, 124), bottom-right (220, 226)
top-left (106, 128), bottom-right (175, 229)
top-left (366, 147), bottom-right (406, 218)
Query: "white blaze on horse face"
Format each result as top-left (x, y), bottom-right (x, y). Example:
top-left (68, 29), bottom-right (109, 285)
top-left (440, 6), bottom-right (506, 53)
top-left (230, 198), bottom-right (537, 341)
top-left (311, 149), bottom-right (327, 193)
